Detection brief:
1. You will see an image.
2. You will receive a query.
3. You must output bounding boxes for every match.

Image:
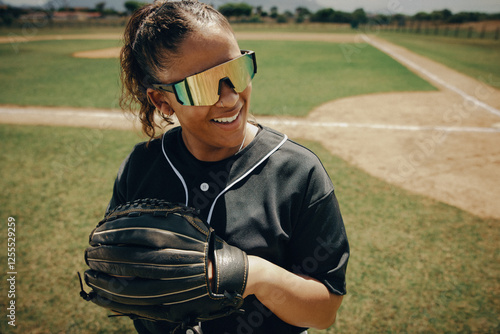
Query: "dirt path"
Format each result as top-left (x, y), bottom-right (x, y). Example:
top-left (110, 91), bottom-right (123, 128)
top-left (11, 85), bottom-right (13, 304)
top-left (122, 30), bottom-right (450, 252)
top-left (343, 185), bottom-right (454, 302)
top-left (1, 32), bottom-right (499, 219)
top-left (260, 35), bottom-right (500, 219)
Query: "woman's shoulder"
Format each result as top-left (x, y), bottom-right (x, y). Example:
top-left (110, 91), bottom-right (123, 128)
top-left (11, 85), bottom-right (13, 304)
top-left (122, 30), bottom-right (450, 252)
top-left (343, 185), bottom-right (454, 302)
top-left (128, 127), bottom-right (181, 158)
top-left (259, 126), bottom-right (335, 200)
top-left (260, 126), bottom-right (324, 165)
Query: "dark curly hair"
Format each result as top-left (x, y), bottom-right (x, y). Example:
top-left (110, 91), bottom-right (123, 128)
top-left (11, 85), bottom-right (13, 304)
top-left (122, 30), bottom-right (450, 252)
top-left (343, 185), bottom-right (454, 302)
top-left (119, 0), bottom-right (233, 140)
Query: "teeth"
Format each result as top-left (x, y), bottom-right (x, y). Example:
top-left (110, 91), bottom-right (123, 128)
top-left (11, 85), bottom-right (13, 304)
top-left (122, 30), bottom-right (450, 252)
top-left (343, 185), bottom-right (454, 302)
top-left (213, 112), bottom-right (239, 123)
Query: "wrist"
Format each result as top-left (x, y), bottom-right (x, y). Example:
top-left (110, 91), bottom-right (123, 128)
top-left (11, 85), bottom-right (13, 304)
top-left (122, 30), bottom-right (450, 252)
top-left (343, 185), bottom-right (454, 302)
top-left (208, 259), bottom-right (214, 290)
top-left (243, 255), bottom-right (271, 298)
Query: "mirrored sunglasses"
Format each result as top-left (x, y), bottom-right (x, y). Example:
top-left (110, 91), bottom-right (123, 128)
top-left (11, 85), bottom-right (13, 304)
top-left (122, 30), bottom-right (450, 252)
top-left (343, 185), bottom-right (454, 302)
top-left (152, 50), bottom-right (257, 106)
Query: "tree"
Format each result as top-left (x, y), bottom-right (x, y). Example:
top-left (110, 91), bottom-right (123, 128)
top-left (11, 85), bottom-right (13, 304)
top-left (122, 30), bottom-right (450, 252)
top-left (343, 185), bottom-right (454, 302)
top-left (295, 7), bottom-right (311, 17)
top-left (430, 9), bottom-right (452, 22)
top-left (270, 6), bottom-right (278, 19)
top-left (124, 1), bottom-right (145, 15)
top-left (254, 6), bottom-right (268, 18)
top-left (218, 3), bottom-right (253, 18)
top-left (351, 8), bottom-right (367, 28)
top-left (331, 11), bottom-right (351, 23)
top-left (95, 2), bottom-right (105, 14)
top-left (447, 12), bottom-right (481, 23)
top-left (276, 14), bottom-right (288, 23)
top-left (414, 11), bottom-right (432, 21)
top-left (310, 8), bottom-right (351, 23)
top-left (441, 9), bottom-right (453, 21)
top-left (392, 13), bottom-right (406, 27)
top-left (352, 8), bottom-right (367, 24)
top-left (310, 8), bottom-right (335, 22)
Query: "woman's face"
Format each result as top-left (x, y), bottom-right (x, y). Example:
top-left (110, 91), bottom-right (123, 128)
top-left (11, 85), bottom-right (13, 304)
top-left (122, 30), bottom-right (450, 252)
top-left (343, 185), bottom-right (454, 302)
top-left (150, 26), bottom-right (253, 162)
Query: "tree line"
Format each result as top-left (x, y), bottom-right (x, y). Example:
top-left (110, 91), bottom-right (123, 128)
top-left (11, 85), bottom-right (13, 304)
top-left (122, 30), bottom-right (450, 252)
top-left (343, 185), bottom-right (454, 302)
top-left (1, 1), bottom-right (499, 27)
top-left (216, 4), bottom-right (500, 27)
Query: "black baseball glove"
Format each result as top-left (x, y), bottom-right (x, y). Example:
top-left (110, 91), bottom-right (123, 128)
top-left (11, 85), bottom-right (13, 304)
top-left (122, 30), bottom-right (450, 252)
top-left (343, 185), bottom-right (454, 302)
top-left (79, 198), bottom-right (248, 331)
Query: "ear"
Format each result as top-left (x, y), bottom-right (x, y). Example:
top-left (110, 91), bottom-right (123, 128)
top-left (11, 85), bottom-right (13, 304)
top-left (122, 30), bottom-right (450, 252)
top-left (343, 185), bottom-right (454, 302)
top-left (147, 88), bottom-right (174, 116)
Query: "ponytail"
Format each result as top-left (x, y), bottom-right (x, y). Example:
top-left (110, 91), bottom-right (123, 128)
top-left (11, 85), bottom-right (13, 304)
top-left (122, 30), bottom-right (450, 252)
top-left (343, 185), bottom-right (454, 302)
top-left (119, 1), bottom-right (231, 140)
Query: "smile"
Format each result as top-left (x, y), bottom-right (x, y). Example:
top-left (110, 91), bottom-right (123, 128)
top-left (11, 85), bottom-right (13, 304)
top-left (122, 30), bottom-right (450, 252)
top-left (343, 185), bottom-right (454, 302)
top-left (212, 112), bottom-right (239, 123)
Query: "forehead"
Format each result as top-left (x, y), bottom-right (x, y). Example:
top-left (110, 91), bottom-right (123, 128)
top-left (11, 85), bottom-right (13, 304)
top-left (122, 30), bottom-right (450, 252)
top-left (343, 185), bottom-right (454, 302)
top-left (158, 27), bottom-right (241, 83)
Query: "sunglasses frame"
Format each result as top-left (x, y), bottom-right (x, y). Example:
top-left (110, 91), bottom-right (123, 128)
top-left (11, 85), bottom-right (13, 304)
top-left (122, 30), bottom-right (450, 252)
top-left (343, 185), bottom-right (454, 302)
top-left (152, 50), bottom-right (257, 106)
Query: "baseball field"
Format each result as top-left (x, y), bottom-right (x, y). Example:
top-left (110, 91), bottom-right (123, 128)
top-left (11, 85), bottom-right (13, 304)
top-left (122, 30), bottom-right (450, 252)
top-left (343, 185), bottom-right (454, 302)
top-left (0, 25), bottom-right (499, 333)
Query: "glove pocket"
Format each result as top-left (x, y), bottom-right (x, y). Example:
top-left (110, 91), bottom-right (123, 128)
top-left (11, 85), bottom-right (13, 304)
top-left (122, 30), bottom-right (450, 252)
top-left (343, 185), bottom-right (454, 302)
top-left (85, 245), bottom-right (206, 279)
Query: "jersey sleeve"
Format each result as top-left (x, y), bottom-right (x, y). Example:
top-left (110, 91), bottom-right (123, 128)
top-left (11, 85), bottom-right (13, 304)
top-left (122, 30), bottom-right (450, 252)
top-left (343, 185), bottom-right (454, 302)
top-left (279, 139), bottom-right (349, 295)
top-left (287, 189), bottom-right (349, 295)
top-left (105, 150), bottom-right (132, 215)
top-left (105, 140), bottom-right (153, 214)
top-left (104, 132), bottom-right (184, 216)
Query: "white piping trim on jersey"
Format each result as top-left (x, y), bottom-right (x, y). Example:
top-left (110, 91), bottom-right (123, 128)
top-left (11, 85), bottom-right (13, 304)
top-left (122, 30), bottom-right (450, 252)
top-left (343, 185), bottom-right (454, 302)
top-left (162, 132), bottom-right (288, 224)
top-left (162, 133), bottom-right (189, 206)
top-left (206, 134), bottom-right (288, 224)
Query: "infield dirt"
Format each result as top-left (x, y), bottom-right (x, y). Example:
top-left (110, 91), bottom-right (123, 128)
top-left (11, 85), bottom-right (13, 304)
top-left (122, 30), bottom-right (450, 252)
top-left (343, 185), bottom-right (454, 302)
top-left (1, 32), bottom-right (499, 219)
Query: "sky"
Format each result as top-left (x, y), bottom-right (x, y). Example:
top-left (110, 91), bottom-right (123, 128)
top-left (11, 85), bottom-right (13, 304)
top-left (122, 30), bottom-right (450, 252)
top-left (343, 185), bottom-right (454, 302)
top-left (3, 0), bottom-right (500, 15)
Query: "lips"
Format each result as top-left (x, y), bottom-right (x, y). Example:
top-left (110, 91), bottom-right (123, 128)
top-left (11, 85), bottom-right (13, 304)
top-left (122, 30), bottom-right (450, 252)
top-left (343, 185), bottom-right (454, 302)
top-left (212, 111), bottom-right (240, 123)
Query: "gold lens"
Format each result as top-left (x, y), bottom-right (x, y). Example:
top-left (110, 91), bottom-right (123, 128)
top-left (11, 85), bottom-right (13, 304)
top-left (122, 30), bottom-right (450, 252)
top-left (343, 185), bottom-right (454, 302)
top-left (181, 52), bottom-right (255, 106)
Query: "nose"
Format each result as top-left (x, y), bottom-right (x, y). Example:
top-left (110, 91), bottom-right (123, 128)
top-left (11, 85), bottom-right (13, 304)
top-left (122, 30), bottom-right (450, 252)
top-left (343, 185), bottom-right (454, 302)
top-left (216, 78), bottom-right (238, 108)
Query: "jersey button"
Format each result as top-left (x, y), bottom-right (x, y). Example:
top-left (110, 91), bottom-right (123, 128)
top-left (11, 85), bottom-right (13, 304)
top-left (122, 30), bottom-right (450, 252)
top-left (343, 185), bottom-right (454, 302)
top-left (200, 183), bottom-right (209, 192)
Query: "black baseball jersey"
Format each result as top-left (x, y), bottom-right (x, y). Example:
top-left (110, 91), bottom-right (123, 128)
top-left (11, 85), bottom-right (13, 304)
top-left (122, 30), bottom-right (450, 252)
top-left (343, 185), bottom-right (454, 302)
top-left (107, 125), bottom-right (349, 334)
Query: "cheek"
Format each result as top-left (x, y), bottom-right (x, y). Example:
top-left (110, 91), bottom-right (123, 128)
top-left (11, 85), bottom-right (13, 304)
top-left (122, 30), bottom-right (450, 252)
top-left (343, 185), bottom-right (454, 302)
top-left (241, 83), bottom-right (253, 102)
top-left (174, 106), bottom-right (211, 126)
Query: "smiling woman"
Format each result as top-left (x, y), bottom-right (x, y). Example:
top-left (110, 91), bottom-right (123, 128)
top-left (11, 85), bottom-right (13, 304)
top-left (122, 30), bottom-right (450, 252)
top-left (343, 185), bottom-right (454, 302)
top-left (145, 29), bottom-right (254, 161)
top-left (83, 1), bottom-right (349, 334)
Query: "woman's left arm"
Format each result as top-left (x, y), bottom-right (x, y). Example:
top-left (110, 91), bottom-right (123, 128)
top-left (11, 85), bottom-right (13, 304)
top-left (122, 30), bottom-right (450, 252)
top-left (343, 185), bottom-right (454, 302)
top-left (243, 255), bottom-right (344, 330)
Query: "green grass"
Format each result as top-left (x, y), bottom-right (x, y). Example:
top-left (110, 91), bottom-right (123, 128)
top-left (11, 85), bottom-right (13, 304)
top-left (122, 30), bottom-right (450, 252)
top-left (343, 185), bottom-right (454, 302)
top-left (0, 26), bottom-right (125, 37)
top-left (0, 24), bottom-right (350, 37)
top-left (0, 38), bottom-right (436, 116)
top-left (0, 39), bottom-right (123, 109)
top-left (304, 140), bottom-right (500, 334)
top-left (0, 124), bottom-right (498, 333)
top-left (0, 125), bottom-right (142, 334)
top-left (239, 40), bottom-right (435, 116)
top-left (379, 33), bottom-right (500, 89)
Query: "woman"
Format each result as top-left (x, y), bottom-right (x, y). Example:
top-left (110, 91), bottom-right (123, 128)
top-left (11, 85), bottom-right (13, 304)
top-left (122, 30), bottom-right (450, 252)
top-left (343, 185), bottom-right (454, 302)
top-left (110, 1), bottom-right (349, 333)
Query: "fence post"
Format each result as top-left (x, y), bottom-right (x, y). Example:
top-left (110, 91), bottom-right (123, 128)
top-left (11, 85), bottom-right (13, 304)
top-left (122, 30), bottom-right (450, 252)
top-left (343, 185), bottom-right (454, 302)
top-left (467, 26), bottom-right (473, 38)
top-left (480, 25), bottom-right (486, 39)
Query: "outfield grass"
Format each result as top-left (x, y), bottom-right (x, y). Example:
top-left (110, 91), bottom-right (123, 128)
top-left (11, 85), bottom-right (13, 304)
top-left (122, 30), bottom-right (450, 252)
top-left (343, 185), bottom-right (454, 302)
top-left (379, 33), bottom-right (500, 89)
top-left (240, 40), bottom-right (435, 116)
top-left (0, 39), bottom-right (123, 109)
top-left (0, 38), bottom-right (435, 116)
top-left (0, 23), bottom-right (352, 37)
top-left (0, 124), bottom-right (498, 333)
top-left (0, 26), bottom-right (124, 37)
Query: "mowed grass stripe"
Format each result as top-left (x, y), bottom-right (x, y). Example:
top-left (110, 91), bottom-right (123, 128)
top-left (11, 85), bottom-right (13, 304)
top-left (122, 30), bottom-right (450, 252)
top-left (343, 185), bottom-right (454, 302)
top-left (379, 33), bottom-right (500, 89)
